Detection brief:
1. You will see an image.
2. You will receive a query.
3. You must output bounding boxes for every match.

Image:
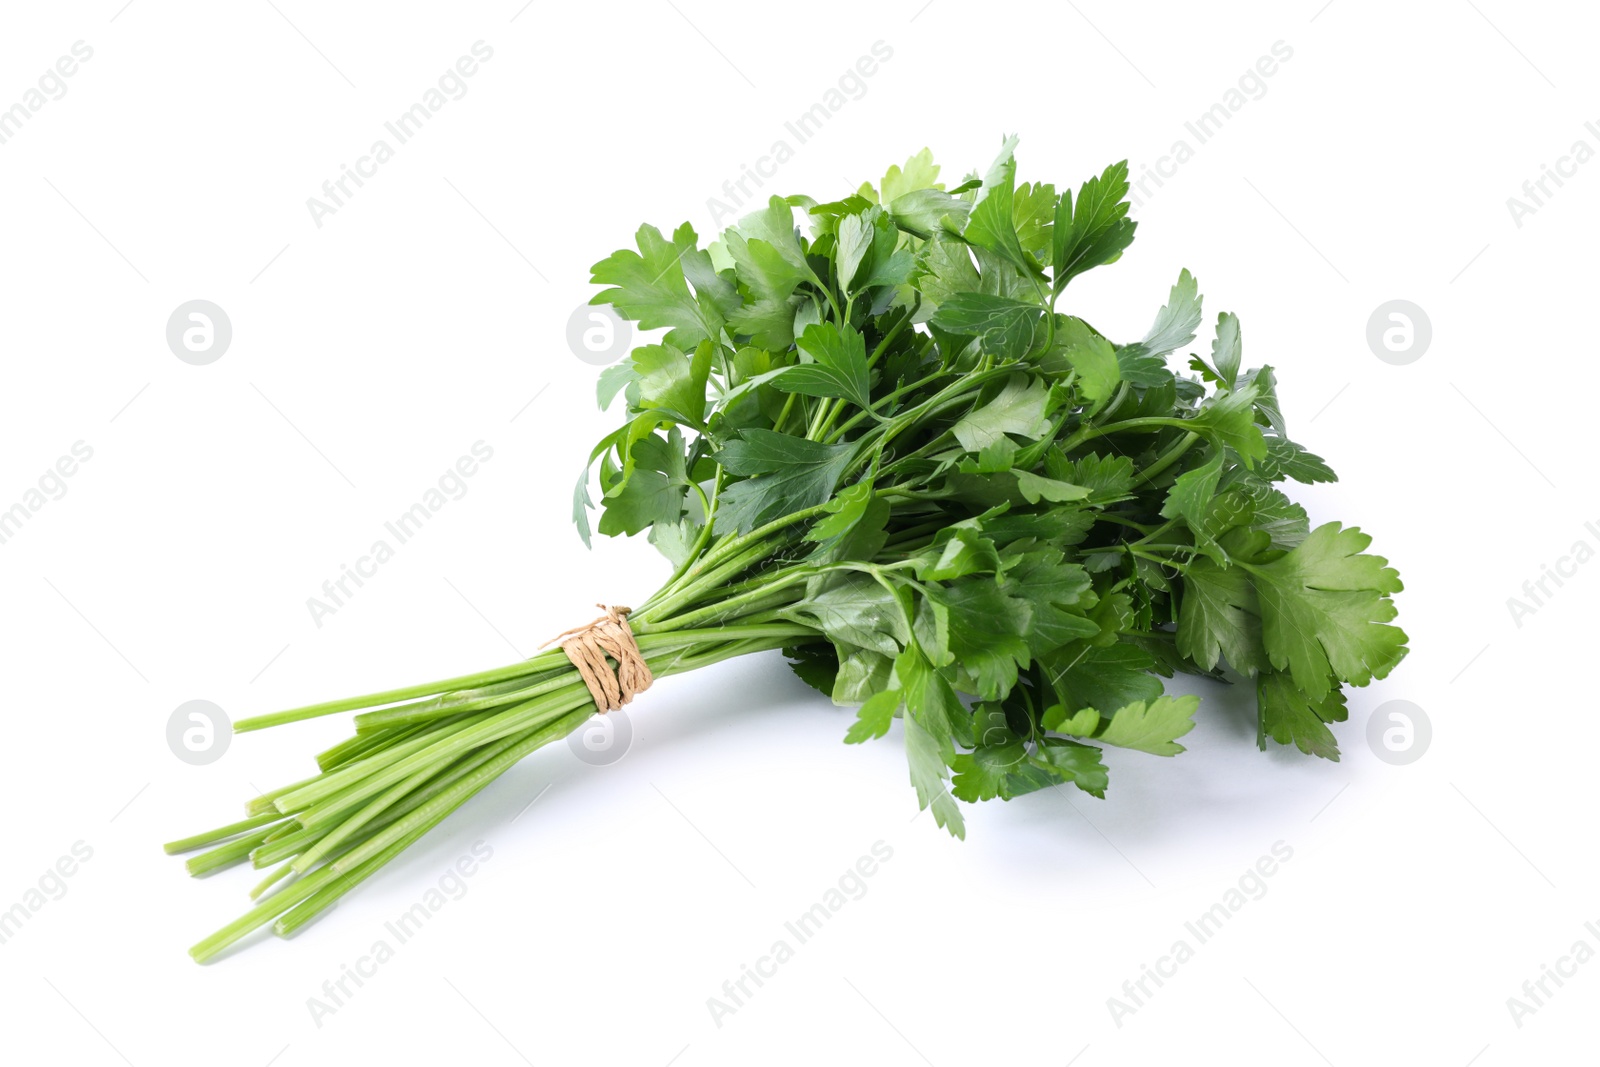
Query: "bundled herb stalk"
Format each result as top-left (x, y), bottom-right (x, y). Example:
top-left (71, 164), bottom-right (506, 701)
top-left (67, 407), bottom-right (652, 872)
top-left (168, 138), bottom-right (1407, 961)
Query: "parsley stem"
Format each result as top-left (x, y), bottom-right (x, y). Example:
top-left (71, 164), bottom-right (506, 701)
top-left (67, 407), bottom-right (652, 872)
top-left (806, 266), bottom-right (844, 322)
top-left (1096, 514), bottom-right (1158, 535)
top-left (866, 302), bottom-right (916, 369)
top-left (1133, 520), bottom-right (1179, 546)
top-left (162, 812), bottom-right (286, 856)
top-left (773, 391), bottom-right (800, 435)
top-left (1060, 414), bottom-right (1195, 454)
top-left (1135, 432), bottom-right (1200, 485)
top-left (825, 364), bottom-right (945, 443)
top-left (234, 654), bottom-right (564, 732)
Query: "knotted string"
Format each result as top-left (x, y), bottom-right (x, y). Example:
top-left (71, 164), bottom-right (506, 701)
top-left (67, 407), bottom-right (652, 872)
top-left (540, 604), bottom-right (652, 713)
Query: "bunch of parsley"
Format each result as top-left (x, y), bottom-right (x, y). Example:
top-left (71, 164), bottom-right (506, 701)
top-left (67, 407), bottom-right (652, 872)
top-left (169, 139), bottom-right (1406, 960)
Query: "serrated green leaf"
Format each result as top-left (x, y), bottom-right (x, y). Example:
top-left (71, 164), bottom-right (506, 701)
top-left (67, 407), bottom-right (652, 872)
top-left (1052, 160), bottom-right (1136, 289)
top-left (961, 136), bottom-right (1030, 274)
top-left (845, 686), bottom-right (900, 744)
top-left (1256, 671), bottom-right (1347, 760)
top-left (792, 571), bottom-right (909, 657)
top-left (1069, 453), bottom-right (1137, 504)
top-left (632, 342), bottom-right (711, 427)
top-left (786, 644), bottom-right (839, 696)
top-left (916, 527), bottom-right (1003, 582)
top-left (836, 212), bottom-right (873, 291)
top-left (598, 468), bottom-right (685, 537)
top-left (805, 480), bottom-right (875, 542)
top-left (1190, 384), bottom-right (1267, 466)
top-left (887, 187), bottom-right (972, 240)
top-left (1012, 181), bottom-right (1058, 261)
top-left (905, 712), bottom-right (965, 838)
top-left (923, 578), bottom-right (1033, 700)
top-left (1042, 703), bottom-right (1100, 737)
top-left (1246, 522), bottom-right (1408, 700)
top-left (913, 230), bottom-right (982, 310)
top-left (832, 648), bottom-right (893, 705)
top-left (1061, 333), bottom-right (1121, 406)
top-left (713, 431), bottom-right (856, 534)
top-left (590, 222), bottom-right (722, 348)
top-left (1176, 558), bottom-right (1269, 675)
top-left (1142, 268), bottom-right (1204, 358)
top-left (950, 739), bottom-right (1028, 802)
top-left (1044, 642), bottom-right (1166, 720)
top-left (1259, 438), bottom-right (1338, 484)
top-left (1160, 448), bottom-right (1224, 526)
top-left (1030, 738), bottom-right (1109, 798)
top-left (929, 292), bottom-right (1045, 363)
top-left (1097, 694), bottom-right (1199, 756)
top-left (881, 147), bottom-right (942, 203)
top-left (894, 643), bottom-right (965, 740)
top-left (1211, 312), bottom-right (1241, 388)
top-left (1014, 470), bottom-right (1090, 504)
top-left (772, 322), bottom-right (872, 410)
top-left (952, 373), bottom-right (1052, 452)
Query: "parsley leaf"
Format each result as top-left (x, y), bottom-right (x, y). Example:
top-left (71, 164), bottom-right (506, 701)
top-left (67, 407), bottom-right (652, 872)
top-left (772, 322), bottom-right (873, 410)
top-left (1139, 268), bottom-right (1204, 358)
top-left (632, 341), bottom-right (712, 427)
top-left (1176, 558), bottom-right (1269, 675)
top-left (952, 373), bottom-right (1053, 452)
top-left (961, 135), bottom-right (1031, 275)
top-left (1052, 160), bottom-right (1136, 289)
top-left (1246, 522), bottom-right (1408, 700)
top-left (713, 431), bottom-right (856, 533)
top-left (590, 222), bottom-right (723, 348)
top-left (1096, 694), bottom-right (1200, 756)
top-left (1257, 671), bottom-right (1348, 760)
top-left (929, 292), bottom-right (1046, 363)
top-left (905, 713), bottom-right (965, 838)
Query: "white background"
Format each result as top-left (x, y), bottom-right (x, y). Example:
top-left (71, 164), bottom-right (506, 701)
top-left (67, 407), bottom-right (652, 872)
top-left (0, 1), bottom-right (1594, 1064)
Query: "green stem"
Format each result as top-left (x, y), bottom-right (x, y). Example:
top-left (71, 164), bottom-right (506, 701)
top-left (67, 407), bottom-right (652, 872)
top-left (824, 362), bottom-right (948, 444)
top-left (1096, 514), bottom-right (1157, 536)
top-left (866, 302), bottom-right (916, 369)
top-left (660, 577), bottom-right (814, 631)
top-left (807, 266), bottom-right (844, 322)
top-left (1135, 432), bottom-right (1200, 485)
top-left (234, 653), bottom-right (566, 732)
top-left (185, 825), bottom-right (286, 877)
top-left (1060, 415), bottom-right (1201, 454)
top-left (163, 812), bottom-right (286, 855)
top-left (330, 704), bottom-right (592, 876)
top-left (188, 862), bottom-right (345, 962)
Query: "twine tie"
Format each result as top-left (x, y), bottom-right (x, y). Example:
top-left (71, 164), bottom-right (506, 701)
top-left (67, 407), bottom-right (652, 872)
top-left (541, 604), bottom-right (652, 713)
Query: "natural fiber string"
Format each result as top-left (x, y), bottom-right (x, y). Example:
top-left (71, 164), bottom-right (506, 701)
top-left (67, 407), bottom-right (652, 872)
top-left (540, 604), bottom-right (653, 713)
